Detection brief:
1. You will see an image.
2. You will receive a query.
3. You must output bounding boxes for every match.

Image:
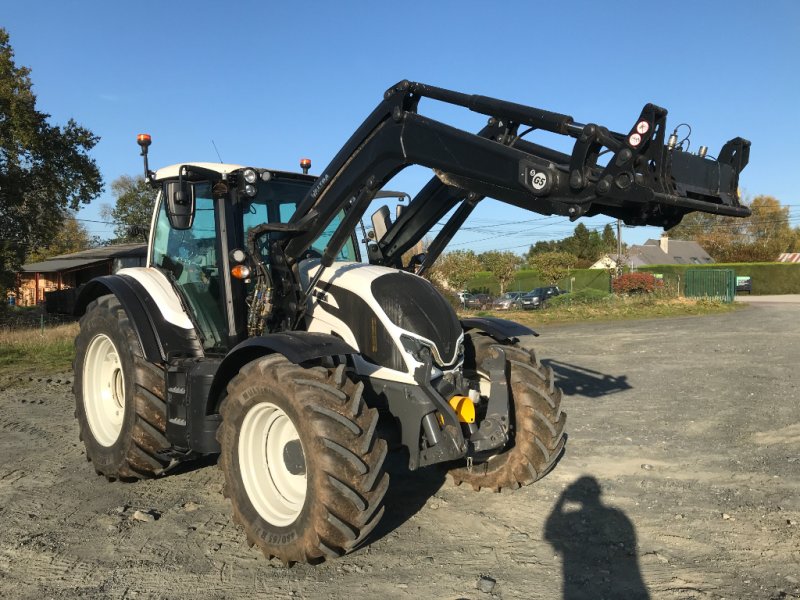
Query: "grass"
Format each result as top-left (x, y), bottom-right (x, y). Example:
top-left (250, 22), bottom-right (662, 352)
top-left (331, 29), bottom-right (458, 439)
top-left (463, 295), bottom-right (742, 327)
top-left (0, 322), bottom-right (78, 379)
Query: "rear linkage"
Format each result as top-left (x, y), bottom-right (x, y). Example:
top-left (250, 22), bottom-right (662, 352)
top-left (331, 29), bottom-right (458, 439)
top-left (268, 80), bottom-right (749, 325)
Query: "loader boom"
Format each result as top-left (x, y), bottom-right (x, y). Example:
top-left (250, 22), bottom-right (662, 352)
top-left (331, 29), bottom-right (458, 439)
top-left (283, 80), bottom-right (749, 268)
top-left (268, 80), bottom-right (749, 322)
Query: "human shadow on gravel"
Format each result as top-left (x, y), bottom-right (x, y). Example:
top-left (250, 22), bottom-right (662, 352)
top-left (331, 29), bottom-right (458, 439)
top-left (544, 475), bottom-right (649, 600)
top-left (365, 450), bottom-right (446, 546)
top-left (542, 359), bottom-right (632, 399)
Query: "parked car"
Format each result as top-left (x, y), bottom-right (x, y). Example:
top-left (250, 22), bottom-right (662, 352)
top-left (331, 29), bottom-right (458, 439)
top-left (473, 293), bottom-right (492, 308)
top-left (459, 292), bottom-right (492, 309)
top-left (520, 285), bottom-right (565, 310)
top-left (460, 292), bottom-right (481, 309)
top-left (735, 276), bottom-right (752, 294)
top-left (492, 291), bottom-right (523, 310)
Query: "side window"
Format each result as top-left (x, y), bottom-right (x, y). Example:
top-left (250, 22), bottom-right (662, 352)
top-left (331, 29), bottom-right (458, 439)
top-left (151, 185), bottom-right (227, 350)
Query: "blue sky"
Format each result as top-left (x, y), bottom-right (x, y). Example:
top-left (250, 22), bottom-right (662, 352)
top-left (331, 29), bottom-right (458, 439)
top-left (4, 1), bottom-right (799, 253)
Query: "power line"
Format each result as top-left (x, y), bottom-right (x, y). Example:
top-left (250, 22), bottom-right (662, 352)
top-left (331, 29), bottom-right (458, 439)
top-left (447, 218), bottom-right (618, 248)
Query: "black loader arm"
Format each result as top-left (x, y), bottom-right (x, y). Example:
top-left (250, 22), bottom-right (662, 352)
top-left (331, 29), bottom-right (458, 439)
top-left (279, 80), bottom-right (749, 274)
top-left (267, 80), bottom-right (749, 320)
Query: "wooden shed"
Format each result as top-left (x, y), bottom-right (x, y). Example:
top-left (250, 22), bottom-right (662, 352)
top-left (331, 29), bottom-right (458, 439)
top-left (16, 243), bottom-right (146, 308)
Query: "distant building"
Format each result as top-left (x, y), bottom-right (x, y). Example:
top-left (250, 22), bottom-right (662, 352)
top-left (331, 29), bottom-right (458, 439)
top-left (590, 254), bottom-right (629, 270)
top-left (590, 234), bottom-right (714, 269)
top-left (16, 243), bottom-right (146, 308)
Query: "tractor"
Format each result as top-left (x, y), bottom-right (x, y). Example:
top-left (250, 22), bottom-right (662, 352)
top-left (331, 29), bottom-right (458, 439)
top-left (72, 81), bottom-right (750, 564)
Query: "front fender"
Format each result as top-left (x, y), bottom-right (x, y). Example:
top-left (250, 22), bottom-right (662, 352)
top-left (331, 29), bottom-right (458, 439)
top-left (207, 331), bottom-right (357, 413)
top-left (460, 316), bottom-right (538, 344)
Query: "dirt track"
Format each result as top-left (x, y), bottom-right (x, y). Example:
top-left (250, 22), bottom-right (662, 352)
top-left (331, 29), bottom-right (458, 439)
top-left (1, 303), bottom-right (798, 599)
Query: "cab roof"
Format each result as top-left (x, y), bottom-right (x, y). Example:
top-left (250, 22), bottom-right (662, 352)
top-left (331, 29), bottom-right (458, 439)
top-left (153, 162), bottom-right (246, 181)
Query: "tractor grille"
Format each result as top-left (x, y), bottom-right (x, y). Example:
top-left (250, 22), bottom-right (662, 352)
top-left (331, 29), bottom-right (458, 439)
top-left (371, 272), bottom-right (461, 366)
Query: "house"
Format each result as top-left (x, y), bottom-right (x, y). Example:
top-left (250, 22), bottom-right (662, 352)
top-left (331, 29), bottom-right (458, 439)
top-left (590, 234), bottom-right (714, 269)
top-left (16, 243), bottom-right (146, 308)
top-left (589, 254), bottom-right (629, 270)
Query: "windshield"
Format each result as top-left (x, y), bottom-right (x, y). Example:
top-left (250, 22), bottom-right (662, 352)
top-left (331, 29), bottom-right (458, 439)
top-left (242, 178), bottom-right (358, 262)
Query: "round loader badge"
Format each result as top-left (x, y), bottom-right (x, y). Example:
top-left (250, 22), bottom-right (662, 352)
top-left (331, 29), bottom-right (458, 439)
top-left (529, 168), bottom-right (548, 191)
top-left (636, 120), bottom-right (650, 135)
top-left (628, 132), bottom-right (642, 147)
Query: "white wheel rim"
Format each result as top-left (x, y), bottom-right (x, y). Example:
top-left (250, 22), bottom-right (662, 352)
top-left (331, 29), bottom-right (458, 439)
top-left (239, 401), bottom-right (307, 526)
top-left (83, 333), bottom-right (126, 447)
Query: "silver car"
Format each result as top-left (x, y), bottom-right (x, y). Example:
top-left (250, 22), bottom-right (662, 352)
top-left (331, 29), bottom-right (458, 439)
top-left (492, 292), bottom-right (523, 310)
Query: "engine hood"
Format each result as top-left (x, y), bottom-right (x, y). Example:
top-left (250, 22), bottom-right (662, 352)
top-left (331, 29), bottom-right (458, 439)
top-left (300, 261), bottom-right (463, 372)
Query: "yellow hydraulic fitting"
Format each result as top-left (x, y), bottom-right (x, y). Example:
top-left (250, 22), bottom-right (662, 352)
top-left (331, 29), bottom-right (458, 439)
top-left (448, 395), bottom-right (476, 424)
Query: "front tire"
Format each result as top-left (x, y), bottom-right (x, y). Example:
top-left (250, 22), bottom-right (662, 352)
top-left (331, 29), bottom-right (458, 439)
top-left (74, 294), bottom-right (171, 480)
top-left (448, 332), bottom-right (566, 491)
top-left (217, 355), bottom-right (388, 565)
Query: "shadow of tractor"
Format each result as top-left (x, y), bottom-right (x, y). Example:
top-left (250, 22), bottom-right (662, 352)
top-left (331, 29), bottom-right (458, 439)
top-left (542, 359), bottom-right (632, 399)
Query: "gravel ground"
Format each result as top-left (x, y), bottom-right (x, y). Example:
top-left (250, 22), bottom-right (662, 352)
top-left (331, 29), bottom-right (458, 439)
top-left (0, 302), bottom-right (798, 599)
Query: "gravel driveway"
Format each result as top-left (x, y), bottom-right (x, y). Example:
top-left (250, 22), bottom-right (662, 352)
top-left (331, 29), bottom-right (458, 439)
top-left (0, 302), bottom-right (798, 599)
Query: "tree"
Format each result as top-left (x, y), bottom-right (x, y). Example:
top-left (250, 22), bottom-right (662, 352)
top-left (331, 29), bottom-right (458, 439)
top-left (25, 214), bottom-right (98, 263)
top-left (528, 251), bottom-right (575, 285)
top-left (0, 28), bottom-right (103, 289)
top-left (527, 223), bottom-right (606, 267)
top-left (527, 240), bottom-right (559, 256)
top-left (668, 195), bottom-right (793, 262)
top-left (100, 175), bottom-right (157, 243)
top-left (430, 250), bottom-right (482, 292)
top-left (789, 227), bottom-right (800, 253)
top-left (481, 250), bottom-right (522, 294)
top-left (562, 223), bottom-right (603, 264)
top-left (601, 223), bottom-right (618, 253)
top-left (744, 195), bottom-right (794, 259)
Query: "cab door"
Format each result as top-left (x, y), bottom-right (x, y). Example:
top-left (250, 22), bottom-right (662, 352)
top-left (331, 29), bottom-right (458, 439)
top-left (150, 183), bottom-right (228, 351)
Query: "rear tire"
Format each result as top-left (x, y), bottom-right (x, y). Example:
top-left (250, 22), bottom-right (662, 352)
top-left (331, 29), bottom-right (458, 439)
top-left (448, 332), bottom-right (566, 491)
top-left (217, 355), bottom-right (388, 565)
top-left (74, 294), bottom-right (171, 480)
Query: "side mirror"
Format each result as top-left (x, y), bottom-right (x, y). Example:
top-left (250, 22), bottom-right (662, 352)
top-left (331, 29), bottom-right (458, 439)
top-left (370, 205), bottom-right (392, 242)
top-left (164, 180), bottom-right (195, 230)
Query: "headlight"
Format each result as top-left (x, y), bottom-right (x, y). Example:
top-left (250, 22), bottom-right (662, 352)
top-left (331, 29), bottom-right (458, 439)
top-left (242, 168), bottom-right (258, 184)
top-left (400, 334), bottom-right (432, 363)
top-left (244, 183), bottom-right (257, 197)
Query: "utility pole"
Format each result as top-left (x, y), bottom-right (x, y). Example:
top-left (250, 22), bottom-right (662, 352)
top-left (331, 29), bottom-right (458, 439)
top-left (616, 218), bottom-right (622, 278)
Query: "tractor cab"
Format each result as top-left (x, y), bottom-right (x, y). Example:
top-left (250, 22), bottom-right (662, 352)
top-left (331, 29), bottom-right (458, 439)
top-left (145, 159), bottom-right (358, 353)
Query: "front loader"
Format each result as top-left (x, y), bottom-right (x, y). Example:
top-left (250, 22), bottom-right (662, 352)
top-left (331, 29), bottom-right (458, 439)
top-left (72, 81), bottom-right (749, 565)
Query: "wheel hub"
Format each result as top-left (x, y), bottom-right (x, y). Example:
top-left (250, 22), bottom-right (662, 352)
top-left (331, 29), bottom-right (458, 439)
top-left (282, 439), bottom-right (306, 476)
top-left (82, 333), bottom-right (126, 447)
top-left (239, 401), bottom-right (307, 526)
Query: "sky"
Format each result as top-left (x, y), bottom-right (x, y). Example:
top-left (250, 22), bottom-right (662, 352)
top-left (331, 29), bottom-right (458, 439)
top-left (4, 0), bottom-right (800, 254)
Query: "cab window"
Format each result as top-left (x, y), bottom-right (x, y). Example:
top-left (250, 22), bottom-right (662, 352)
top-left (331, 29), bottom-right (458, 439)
top-left (151, 184), bottom-right (227, 350)
top-left (241, 178), bottom-right (357, 262)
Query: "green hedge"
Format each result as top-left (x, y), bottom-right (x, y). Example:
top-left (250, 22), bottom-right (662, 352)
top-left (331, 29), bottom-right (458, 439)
top-left (548, 288), bottom-right (612, 307)
top-left (468, 262), bottom-right (800, 296)
top-left (468, 268), bottom-right (611, 295)
top-left (638, 262), bottom-right (800, 295)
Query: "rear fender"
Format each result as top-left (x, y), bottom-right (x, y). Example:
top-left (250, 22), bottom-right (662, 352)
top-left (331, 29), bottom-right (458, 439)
top-left (206, 331), bottom-right (357, 413)
top-left (74, 275), bottom-right (202, 363)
